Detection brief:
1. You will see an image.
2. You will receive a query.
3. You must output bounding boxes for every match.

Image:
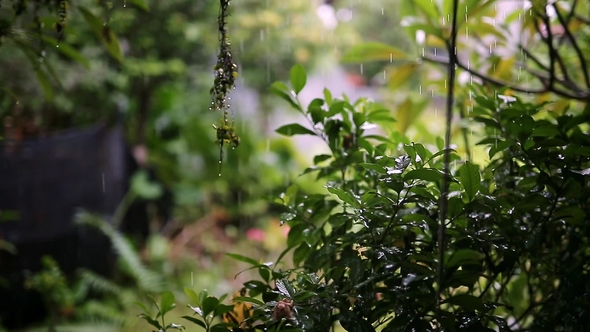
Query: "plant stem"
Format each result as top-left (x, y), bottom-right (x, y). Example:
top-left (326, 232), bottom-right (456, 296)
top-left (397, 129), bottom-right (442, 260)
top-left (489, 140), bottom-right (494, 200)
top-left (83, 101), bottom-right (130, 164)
top-left (436, 0), bottom-right (459, 324)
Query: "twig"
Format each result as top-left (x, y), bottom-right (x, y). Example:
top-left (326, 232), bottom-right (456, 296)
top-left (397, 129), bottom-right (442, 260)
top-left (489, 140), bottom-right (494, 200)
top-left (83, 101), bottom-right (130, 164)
top-left (553, 2), bottom-right (590, 88)
top-left (436, 0), bottom-right (459, 322)
top-left (422, 55), bottom-right (590, 101)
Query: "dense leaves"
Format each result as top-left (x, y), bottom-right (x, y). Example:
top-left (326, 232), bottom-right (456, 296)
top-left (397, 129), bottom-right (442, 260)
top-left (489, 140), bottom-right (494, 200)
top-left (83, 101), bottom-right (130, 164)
top-left (215, 66), bottom-right (590, 332)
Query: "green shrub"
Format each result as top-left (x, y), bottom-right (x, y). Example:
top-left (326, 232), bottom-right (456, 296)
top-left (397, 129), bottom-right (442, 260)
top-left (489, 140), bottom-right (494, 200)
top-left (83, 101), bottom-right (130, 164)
top-left (150, 65), bottom-right (589, 332)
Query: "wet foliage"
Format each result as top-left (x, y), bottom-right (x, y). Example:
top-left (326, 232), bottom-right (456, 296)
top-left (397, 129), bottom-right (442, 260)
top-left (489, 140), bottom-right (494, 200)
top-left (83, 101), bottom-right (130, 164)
top-left (154, 66), bottom-right (589, 332)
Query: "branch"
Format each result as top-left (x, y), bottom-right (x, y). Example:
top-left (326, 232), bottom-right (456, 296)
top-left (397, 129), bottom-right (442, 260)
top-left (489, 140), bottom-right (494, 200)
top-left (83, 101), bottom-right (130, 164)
top-left (423, 55), bottom-right (544, 94)
top-left (553, 2), bottom-right (590, 88)
top-left (422, 55), bottom-right (590, 102)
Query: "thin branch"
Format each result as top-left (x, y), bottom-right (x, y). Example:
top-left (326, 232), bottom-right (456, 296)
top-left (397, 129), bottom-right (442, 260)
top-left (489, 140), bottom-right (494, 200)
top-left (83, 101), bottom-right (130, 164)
top-left (422, 55), bottom-right (590, 101)
top-left (517, 61), bottom-right (583, 94)
top-left (436, 0), bottom-right (459, 324)
top-left (553, 2), bottom-right (590, 88)
top-left (574, 14), bottom-right (590, 25)
top-left (423, 55), bottom-right (544, 94)
top-left (540, 15), bottom-right (556, 89)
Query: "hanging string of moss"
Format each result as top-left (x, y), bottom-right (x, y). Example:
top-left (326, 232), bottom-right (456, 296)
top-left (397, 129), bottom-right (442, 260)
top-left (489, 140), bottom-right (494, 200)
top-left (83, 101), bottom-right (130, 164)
top-left (56, 0), bottom-right (68, 43)
top-left (210, 0), bottom-right (239, 174)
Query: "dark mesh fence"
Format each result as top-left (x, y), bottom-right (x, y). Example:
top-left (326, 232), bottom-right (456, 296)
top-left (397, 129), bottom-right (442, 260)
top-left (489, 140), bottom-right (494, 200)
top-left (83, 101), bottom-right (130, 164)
top-left (0, 122), bottom-right (130, 328)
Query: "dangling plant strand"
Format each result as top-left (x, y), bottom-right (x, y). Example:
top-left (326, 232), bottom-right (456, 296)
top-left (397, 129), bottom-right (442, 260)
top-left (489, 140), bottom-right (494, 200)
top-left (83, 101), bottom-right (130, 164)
top-left (210, 0), bottom-right (239, 175)
top-left (56, 0), bottom-right (68, 44)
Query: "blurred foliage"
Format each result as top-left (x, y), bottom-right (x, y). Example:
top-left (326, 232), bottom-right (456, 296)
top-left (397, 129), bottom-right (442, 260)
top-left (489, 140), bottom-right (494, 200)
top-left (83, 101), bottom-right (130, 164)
top-left (342, 0), bottom-right (590, 160)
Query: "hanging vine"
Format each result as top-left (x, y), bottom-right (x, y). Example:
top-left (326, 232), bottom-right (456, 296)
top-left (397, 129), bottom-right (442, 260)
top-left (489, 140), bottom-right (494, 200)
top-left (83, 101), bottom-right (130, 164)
top-left (210, 0), bottom-right (239, 174)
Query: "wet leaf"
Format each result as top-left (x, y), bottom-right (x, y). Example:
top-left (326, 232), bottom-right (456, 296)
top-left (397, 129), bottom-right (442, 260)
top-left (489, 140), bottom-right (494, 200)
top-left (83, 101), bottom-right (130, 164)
top-left (443, 294), bottom-right (486, 311)
top-left (78, 6), bottom-right (123, 62)
top-left (290, 64), bottom-right (307, 94)
top-left (138, 313), bottom-right (162, 329)
top-left (404, 168), bottom-right (442, 183)
top-left (202, 296), bottom-right (219, 316)
top-left (184, 288), bottom-right (200, 304)
top-left (276, 124), bottom-right (316, 136)
top-left (459, 162), bottom-right (480, 202)
top-left (342, 42), bottom-right (407, 63)
top-left (182, 316), bottom-right (206, 329)
top-left (446, 249), bottom-right (483, 269)
top-left (269, 82), bottom-right (300, 111)
top-left (388, 62), bottom-right (418, 89)
top-left (160, 291), bottom-right (176, 316)
top-left (326, 187), bottom-right (359, 207)
top-left (127, 0), bottom-right (150, 11)
top-left (226, 253), bottom-right (259, 266)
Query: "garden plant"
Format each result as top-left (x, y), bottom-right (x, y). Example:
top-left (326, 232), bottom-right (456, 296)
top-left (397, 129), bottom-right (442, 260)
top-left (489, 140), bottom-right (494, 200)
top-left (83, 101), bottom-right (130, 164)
top-left (1, 0), bottom-right (588, 331)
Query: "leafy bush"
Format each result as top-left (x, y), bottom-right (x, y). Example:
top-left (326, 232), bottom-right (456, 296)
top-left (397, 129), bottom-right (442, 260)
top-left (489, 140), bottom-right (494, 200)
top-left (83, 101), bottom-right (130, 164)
top-left (143, 65), bottom-right (589, 332)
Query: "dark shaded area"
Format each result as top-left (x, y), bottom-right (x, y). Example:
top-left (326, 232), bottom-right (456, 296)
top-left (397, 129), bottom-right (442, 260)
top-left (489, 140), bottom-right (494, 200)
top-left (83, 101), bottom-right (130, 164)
top-left (0, 123), bottom-right (131, 328)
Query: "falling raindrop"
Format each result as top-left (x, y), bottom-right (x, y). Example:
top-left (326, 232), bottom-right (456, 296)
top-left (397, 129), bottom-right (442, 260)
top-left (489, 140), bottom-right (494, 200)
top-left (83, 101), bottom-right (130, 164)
top-left (266, 58), bottom-right (270, 82)
top-left (419, 86), bottom-right (422, 95)
top-left (383, 70), bottom-right (386, 80)
top-left (465, 26), bottom-right (469, 41)
top-left (360, 64), bottom-right (363, 74)
top-left (389, 53), bottom-right (392, 62)
top-left (434, 48), bottom-right (437, 56)
top-left (381, 7), bottom-right (384, 15)
top-left (123, 0), bottom-right (126, 7)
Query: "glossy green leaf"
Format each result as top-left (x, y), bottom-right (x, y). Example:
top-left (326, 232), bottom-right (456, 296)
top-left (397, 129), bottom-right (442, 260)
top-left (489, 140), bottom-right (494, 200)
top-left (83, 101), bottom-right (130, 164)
top-left (184, 288), bottom-right (200, 304)
top-left (342, 42), bottom-right (407, 63)
top-left (446, 249), bottom-right (483, 268)
top-left (414, 0), bottom-right (440, 24)
top-left (226, 253), bottom-right (259, 266)
top-left (459, 162), bottom-right (480, 202)
top-left (139, 313), bottom-right (162, 329)
top-left (127, 0), bottom-right (150, 10)
top-left (269, 81), bottom-right (300, 111)
top-left (443, 294), bottom-right (486, 311)
top-left (290, 64), bottom-right (307, 94)
top-left (160, 291), bottom-right (176, 316)
top-left (201, 296), bottom-right (219, 317)
top-left (78, 6), bottom-right (123, 62)
top-left (276, 123), bottom-right (316, 136)
top-left (326, 187), bottom-right (358, 207)
top-left (388, 63), bottom-right (418, 89)
top-left (182, 316), bottom-right (207, 329)
top-left (404, 169), bottom-right (442, 183)
top-left (359, 163), bottom-right (387, 174)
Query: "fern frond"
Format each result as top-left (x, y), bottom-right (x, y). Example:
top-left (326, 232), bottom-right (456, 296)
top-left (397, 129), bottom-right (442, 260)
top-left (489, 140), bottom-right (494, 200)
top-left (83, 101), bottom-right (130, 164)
top-left (77, 299), bottom-right (127, 326)
top-left (74, 211), bottom-right (165, 293)
top-left (77, 268), bottom-right (122, 297)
